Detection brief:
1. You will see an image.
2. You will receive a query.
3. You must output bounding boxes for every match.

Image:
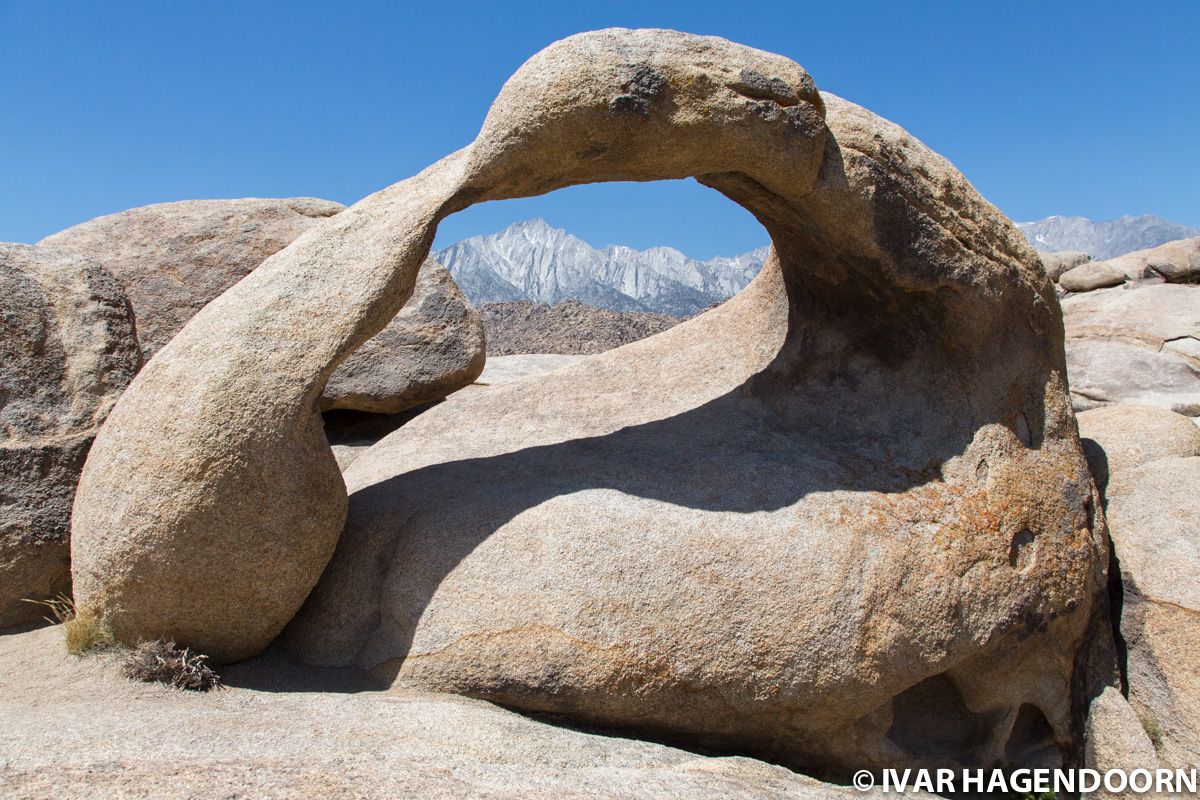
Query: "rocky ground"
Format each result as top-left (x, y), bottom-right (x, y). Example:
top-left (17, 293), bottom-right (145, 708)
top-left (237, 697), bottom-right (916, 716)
top-left (479, 299), bottom-right (682, 355)
top-left (0, 625), bottom-right (900, 800)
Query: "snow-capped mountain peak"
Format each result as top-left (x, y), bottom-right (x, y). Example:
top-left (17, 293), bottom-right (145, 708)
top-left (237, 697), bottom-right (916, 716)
top-left (437, 213), bottom-right (1198, 315)
top-left (434, 220), bottom-right (769, 316)
top-left (1016, 214), bottom-right (1200, 260)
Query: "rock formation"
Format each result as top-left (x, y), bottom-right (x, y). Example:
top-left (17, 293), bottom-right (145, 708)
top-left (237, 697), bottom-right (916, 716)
top-left (0, 244), bottom-right (140, 627)
top-left (1077, 404), bottom-right (1200, 488)
top-left (42, 199), bottom-right (485, 415)
top-left (1078, 405), bottom-right (1200, 768)
top-left (1049, 236), bottom-right (1200, 295)
top-left (320, 258), bottom-right (485, 413)
top-left (1063, 283), bottom-right (1199, 416)
top-left (1101, 236), bottom-right (1200, 284)
top-left (1058, 261), bottom-right (1125, 293)
top-left (1083, 686), bottom-right (1162, 787)
top-left (40, 198), bottom-right (343, 361)
top-left (70, 28), bottom-right (1107, 775)
top-left (1038, 250), bottom-right (1091, 282)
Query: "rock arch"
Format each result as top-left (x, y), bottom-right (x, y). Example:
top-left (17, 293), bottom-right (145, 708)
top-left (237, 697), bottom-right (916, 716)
top-left (71, 28), bottom-right (1106, 770)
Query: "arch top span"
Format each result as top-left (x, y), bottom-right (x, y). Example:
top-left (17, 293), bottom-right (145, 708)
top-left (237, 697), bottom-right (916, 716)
top-left (458, 28), bottom-right (827, 203)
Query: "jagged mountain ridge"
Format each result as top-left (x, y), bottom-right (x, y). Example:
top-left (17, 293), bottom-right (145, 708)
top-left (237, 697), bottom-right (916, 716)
top-left (436, 215), bottom-right (1200, 315)
top-left (1017, 214), bottom-right (1200, 260)
top-left (434, 218), bottom-right (768, 316)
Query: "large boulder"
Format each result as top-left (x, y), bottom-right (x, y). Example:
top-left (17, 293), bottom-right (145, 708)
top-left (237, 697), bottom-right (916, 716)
top-left (40, 198), bottom-right (342, 361)
top-left (1077, 404), bottom-right (1200, 488)
top-left (1039, 250), bottom-right (1091, 282)
top-left (41, 199), bottom-right (484, 414)
top-left (1080, 404), bottom-right (1200, 768)
top-left (1063, 283), bottom-right (1200, 416)
top-left (0, 244), bottom-right (140, 627)
top-left (70, 29), bottom-right (1106, 776)
top-left (291, 253), bottom-right (1104, 777)
top-left (1059, 261), bottom-right (1125, 293)
top-left (320, 258), bottom-right (485, 413)
top-left (1102, 236), bottom-right (1200, 283)
top-left (1105, 460), bottom-right (1200, 767)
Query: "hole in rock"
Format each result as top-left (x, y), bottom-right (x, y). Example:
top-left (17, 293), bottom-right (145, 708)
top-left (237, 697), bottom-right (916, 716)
top-left (432, 178), bottom-right (768, 267)
top-left (1003, 703), bottom-right (1063, 770)
top-left (886, 674), bottom-right (992, 766)
top-left (1014, 413), bottom-right (1033, 447)
top-left (1009, 527), bottom-right (1036, 571)
top-left (432, 180), bottom-right (770, 349)
top-left (324, 178), bottom-right (770, 446)
top-left (322, 170), bottom-right (993, 500)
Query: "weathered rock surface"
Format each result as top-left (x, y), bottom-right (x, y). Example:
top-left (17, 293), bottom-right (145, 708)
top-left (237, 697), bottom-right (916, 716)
top-left (475, 353), bottom-right (590, 385)
top-left (1077, 405), bottom-right (1200, 488)
top-left (0, 626), bottom-right (912, 800)
top-left (1101, 455), bottom-right (1200, 768)
top-left (1081, 406), bottom-right (1200, 768)
top-left (321, 258), bottom-right (485, 413)
top-left (1063, 283), bottom-right (1200, 416)
top-left (325, 356), bottom-right (588, 470)
top-left (40, 198), bottom-right (343, 360)
top-left (1059, 261), bottom-right (1126, 293)
top-left (1083, 687), bottom-right (1162, 799)
top-left (71, 28), bottom-right (1105, 777)
top-left (1040, 250), bottom-right (1091, 282)
top-left (0, 244), bottom-right (140, 627)
top-left (1101, 236), bottom-right (1200, 283)
top-left (42, 199), bottom-right (484, 414)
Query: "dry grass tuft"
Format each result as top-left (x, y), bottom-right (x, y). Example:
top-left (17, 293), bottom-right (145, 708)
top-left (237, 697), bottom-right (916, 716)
top-left (23, 594), bottom-right (115, 655)
top-left (22, 596), bottom-right (221, 691)
top-left (120, 639), bottom-right (222, 691)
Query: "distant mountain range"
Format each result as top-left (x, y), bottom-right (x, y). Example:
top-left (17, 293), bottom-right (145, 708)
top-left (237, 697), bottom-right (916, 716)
top-left (434, 219), bottom-right (768, 317)
top-left (433, 215), bottom-right (1197, 315)
top-left (1016, 215), bottom-right (1200, 260)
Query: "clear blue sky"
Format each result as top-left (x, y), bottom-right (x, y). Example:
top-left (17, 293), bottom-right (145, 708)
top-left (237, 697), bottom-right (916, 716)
top-left (2, 1), bottom-right (1197, 258)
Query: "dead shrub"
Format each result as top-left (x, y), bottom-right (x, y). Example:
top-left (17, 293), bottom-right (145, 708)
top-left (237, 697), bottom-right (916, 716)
top-left (119, 639), bottom-right (221, 691)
